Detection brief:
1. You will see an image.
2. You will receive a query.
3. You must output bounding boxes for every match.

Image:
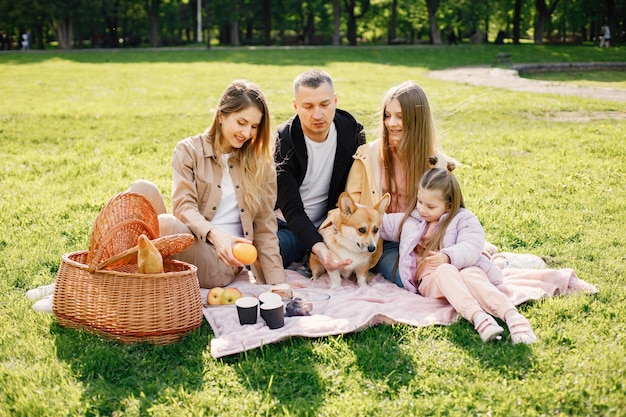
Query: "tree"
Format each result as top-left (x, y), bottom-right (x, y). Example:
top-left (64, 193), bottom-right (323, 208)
top-left (534, 0), bottom-right (560, 44)
top-left (425, 0), bottom-right (442, 44)
top-left (513, 0), bottom-right (522, 44)
top-left (263, 0), bottom-right (271, 45)
top-left (388, 0), bottom-right (398, 44)
top-left (230, 0), bottom-right (241, 46)
top-left (303, 3), bottom-right (315, 44)
top-left (144, 0), bottom-right (162, 47)
top-left (343, 0), bottom-right (370, 45)
top-left (333, 0), bottom-right (341, 45)
top-left (55, 16), bottom-right (74, 49)
top-left (102, 0), bottom-right (121, 48)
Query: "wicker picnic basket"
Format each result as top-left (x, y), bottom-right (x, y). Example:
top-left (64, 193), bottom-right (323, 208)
top-left (53, 192), bottom-right (203, 345)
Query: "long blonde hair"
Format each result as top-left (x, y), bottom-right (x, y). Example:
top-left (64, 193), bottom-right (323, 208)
top-left (380, 81), bottom-right (437, 228)
top-left (207, 80), bottom-right (274, 214)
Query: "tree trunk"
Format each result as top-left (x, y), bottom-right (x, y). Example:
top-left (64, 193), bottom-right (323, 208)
top-left (534, 10), bottom-right (547, 44)
top-left (35, 21), bottom-right (45, 50)
top-left (333, 0), bottom-right (341, 46)
top-left (149, 14), bottom-right (160, 47)
top-left (425, 0), bottom-right (441, 44)
top-left (230, 0), bottom-right (240, 46)
top-left (104, 0), bottom-right (120, 48)
top-left (304, 9), bottom-right (314, 45)
top-left (606, 0), bottom-right (617, 43)
top-left (230, 20), bottom-right (240, 46)
top-left (534, 0), bottom-right (560, 45)
top-left (343, 0), bottom-right (370, 46)
top-left (513, 0), bottom-right (521, 44)
top-left (388, 0), bottom-right (397, 44)
top-left (204, 0), bottom-right (211, 48)
top-left (344, 0), bottom-right (357, 46)
top-left (55, 16), bottom-right (73, 49)
top-left (263, 0), bottom-right (271, 46)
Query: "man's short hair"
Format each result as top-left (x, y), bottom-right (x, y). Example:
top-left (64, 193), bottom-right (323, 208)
top-left (293, 69), bottom-right (334, 95)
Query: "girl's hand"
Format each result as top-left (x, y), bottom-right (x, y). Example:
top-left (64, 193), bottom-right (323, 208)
top-left (207, 229), bottom-right (252, 268)
top-left (424, 251), bottom-right (450, 269)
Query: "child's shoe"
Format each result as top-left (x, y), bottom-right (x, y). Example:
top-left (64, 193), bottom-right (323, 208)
top-left (473, 311), bottom-right (504, 342)
top-left (506, 313), bottom-right (537, 345)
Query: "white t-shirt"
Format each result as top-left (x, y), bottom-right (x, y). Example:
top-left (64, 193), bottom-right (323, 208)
top-left (211, 153), bottom-right (243, 237)
top-left (300, 123), bottom-right (338, 227)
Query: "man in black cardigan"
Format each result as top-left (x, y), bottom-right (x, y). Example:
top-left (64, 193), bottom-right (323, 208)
top-left (275, 69), bottom-right (366, 275)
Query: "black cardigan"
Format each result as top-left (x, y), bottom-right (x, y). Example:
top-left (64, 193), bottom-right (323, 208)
top-left (275, 108), bottom-right (366, 251)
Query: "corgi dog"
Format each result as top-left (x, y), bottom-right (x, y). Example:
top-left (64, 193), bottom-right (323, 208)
top-left (310, 192), bottom-right (391, 290)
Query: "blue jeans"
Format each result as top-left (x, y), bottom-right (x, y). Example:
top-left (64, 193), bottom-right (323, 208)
top-left (277, 219), bottom-right (307, 267)
top-left (373, 240), bottom-right (404, 288)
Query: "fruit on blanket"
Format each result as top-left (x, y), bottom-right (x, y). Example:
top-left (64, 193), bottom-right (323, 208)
top-left (232, 242), bottom-right (257, 265)
top-left (137, 234), bottom-right (164, 274)
top-left (220, 287), bottom-right (243, 304)
top-left (207, 287), bottom-right (225, 305)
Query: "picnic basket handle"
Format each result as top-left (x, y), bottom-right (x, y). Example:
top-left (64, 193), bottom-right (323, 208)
top-left (88, 218), bottom-right (158, 273)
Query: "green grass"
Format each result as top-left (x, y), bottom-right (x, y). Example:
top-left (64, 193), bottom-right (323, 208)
top-left (1, 44), bottom-right (625, 416)
top-left (522, 70), bottom-right (626, 89)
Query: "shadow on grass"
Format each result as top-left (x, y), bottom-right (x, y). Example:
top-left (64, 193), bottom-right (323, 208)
top-left (445, 316), bottom-right (536, 376)
top-left (226, 337), bottom-right (328, 415)
top-left (3, 44), bottom-right (618, 69)
top-left (52, 321), bottom-right (210, 415)
top-left (343, 325), bottom-right (418, 389)
top-left (228, 325), bottom-right (416, 414)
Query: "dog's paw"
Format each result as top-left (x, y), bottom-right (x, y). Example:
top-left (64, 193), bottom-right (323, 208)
top-left (310, 275), bottom-right (320, 281)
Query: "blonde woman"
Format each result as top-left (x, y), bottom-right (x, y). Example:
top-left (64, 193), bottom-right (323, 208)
top-left (130, 80), bottom-right (286, 288)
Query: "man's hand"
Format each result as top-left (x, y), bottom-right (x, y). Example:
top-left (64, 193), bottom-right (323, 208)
top-left (312, 242), bottom-right (352, 272)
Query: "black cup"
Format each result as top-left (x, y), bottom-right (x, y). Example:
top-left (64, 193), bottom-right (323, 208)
top-left (260, 300), bottom-right (284, 329)
top-left (235, 297), bottom-right (258, 325)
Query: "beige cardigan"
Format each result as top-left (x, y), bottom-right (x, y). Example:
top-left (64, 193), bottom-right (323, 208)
top-left (171, 133), bottom-right (286, 285)
top-left (344, 139), bottom-right (452, 208)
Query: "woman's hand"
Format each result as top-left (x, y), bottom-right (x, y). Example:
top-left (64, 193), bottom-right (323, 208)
top-left (206, 229), bottom-right (252, 268)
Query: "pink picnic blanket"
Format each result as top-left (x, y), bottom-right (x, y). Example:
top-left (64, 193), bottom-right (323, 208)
top-left (202, 268), bottom-right (598, 358)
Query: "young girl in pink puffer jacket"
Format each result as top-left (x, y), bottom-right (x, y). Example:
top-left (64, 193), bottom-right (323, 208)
top-left (380, 157), bottom-right (537, 345)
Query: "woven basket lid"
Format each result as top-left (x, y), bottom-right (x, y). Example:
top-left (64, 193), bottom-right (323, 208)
top-left (93, 233), bottom-right (194, 271)
top-left (88, 192), bottom-right (159, 268)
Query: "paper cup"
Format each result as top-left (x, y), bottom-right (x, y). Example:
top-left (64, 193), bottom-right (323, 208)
top-left (235, 296), bottom-right (259, 325)
top-left (260, 300), bottom-right (285, 329)
top-left (258, 292), bottom-right (282, 305)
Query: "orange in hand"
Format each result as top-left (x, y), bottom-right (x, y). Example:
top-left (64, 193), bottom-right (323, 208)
top-left (232, 242), bottom-right (257, 265)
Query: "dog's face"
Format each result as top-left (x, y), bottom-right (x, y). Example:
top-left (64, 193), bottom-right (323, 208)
top-left (335, 192), bottom-right (391, 254)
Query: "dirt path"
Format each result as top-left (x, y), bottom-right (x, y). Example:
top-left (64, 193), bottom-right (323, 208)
top-left (429, 66), bottom-right (626, 103)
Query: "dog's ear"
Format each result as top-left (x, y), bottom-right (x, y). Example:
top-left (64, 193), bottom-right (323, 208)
top-left (374, 193), bottom-right (391, 216)
top-left (338, 192), bottom-right (357, 216)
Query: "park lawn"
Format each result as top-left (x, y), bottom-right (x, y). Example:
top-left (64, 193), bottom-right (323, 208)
top-left (0, 44), bottom-right (625, 416)
top-left (522, 70), bottom-right (626, 90)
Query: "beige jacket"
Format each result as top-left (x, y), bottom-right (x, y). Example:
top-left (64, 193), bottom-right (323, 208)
top-left (171, 133), bottom-right (286, 284)
top-left (344, 139), bottom-right (451, 207)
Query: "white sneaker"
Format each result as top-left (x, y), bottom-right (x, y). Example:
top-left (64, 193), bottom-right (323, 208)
top-left (26, 283), bottom-right (56, 301)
